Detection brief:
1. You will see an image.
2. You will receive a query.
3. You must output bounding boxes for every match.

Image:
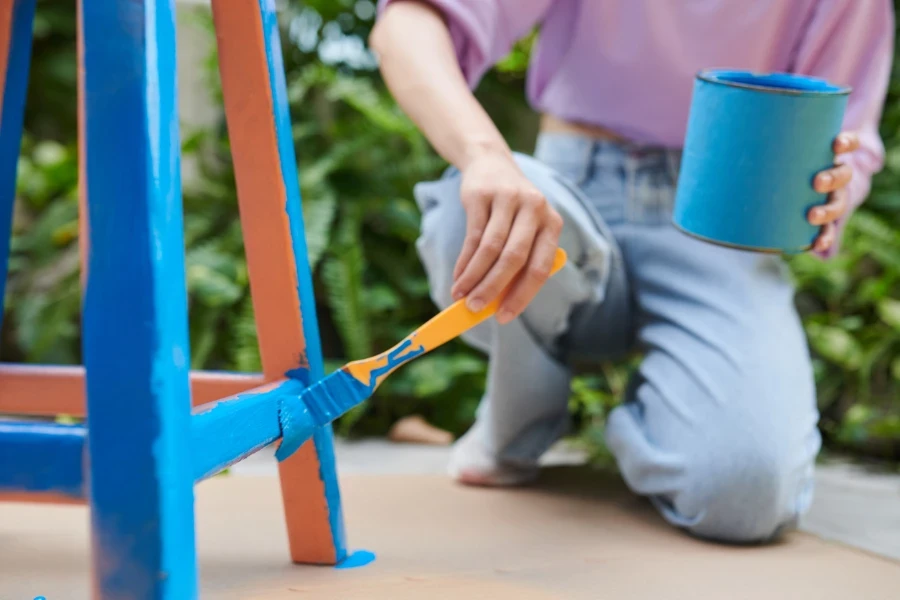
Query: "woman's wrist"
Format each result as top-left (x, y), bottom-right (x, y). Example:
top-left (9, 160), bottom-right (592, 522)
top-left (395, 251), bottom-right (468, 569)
top-left (458, 136), bottom-right (512, 170)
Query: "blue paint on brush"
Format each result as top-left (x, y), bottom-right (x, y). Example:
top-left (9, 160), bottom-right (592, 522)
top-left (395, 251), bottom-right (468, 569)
top-left (277, 338), bottom-right (427, 463)
top-left (256, 0), bottom-right (346, 560)
top-left (336, 550), bottom-right (376, 570)
top-left (360, 339), bottom-right (425, 392)
top-left (0, 420), bottom-right (85, 499)
top-left (0, 0), bottom-right (36, 332)
top-left (304, 370), bottom-right (372, 425)
top-left (275, 370), bottom-right (367, 461)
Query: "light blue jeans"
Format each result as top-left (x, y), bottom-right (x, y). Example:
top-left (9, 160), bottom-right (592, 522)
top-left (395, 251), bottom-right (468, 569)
top-left (413, 133), bottom-right (822, 543)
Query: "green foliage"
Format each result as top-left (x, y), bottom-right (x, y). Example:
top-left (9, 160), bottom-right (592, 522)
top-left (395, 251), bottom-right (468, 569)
top-left (5, 1), bottom-right (898, 462)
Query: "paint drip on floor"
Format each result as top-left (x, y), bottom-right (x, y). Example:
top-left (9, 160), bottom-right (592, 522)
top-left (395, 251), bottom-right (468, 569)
top-left (336, 549), bottom-right (376, 569)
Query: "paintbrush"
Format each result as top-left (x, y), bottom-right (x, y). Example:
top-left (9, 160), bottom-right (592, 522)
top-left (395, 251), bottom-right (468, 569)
top-left (275, 247), bottom-right (568, 460)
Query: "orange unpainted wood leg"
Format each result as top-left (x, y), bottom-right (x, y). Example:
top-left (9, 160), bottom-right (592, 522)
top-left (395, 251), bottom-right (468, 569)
top-left (211, 0), bottom-right (344, 564)
top-left (278, 442), bottom-right (339, 564)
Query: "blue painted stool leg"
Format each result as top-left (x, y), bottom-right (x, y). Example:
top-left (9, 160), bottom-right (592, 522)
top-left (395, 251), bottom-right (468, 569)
top-left (81, 0), bottom-right (197, 597)
top-left (255, 0), bottom-right (347, 560)
top-left (0, 0), bottom-right (36, 331)
top-left (0, 420), bottom-right (86, 499)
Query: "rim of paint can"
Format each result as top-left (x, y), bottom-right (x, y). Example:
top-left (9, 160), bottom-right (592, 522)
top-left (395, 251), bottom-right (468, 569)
top-left (697, 69), bottom-right (851, 96)
top-left (672, 221), bottom-right (813, 255)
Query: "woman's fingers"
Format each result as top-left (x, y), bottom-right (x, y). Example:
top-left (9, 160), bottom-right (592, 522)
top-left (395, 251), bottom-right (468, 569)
top-left (813, 163), bottom-right (853, 194)
top-left (497, 220), bottom-right (563, 324)
top-left (813, 222), bottom-right (837, 253)
top-left (808, 187), bottom-right (848, 226)
top-left (465, 200), bottom-right (540, 313)
top-left (452, 196), bottom-right (489, 290)
top-left (833, 131), bottom-right (860, 155)
top-left (452, 193), bottom-right (517, 306)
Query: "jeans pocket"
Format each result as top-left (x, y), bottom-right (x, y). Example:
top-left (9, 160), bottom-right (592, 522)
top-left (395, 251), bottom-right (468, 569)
top-left (580, 168), bottom-right (627, 225)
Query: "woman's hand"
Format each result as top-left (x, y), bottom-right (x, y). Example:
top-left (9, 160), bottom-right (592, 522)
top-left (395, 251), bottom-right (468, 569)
top-left (451, 149), bottom-right (564, 325)
top-left (808, 132), bottom-right (860, 253)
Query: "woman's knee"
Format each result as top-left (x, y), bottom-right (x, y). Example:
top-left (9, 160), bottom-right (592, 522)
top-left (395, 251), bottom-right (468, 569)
top-left (666, 432), bottom-right (812, 543)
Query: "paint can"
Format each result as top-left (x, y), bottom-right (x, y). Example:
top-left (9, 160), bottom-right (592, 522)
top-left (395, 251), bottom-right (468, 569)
top-left (673, 69), bottom-right (850, 253)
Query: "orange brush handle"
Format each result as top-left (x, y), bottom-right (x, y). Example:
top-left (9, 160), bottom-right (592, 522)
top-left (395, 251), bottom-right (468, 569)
top-left (345, 248), bottom-right (568, 390)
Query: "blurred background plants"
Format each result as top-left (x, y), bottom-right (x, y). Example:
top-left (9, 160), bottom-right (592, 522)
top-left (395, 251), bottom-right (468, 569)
top-left (4, 0), bottom-right (897, 462)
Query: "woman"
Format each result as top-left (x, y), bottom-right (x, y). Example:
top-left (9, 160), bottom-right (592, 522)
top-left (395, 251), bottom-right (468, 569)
top-left (370, 0), bottom-right (893, 542)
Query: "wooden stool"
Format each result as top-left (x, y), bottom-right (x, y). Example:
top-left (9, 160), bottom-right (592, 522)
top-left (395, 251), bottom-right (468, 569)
top-left (0, 1), bottom-right (346, 596)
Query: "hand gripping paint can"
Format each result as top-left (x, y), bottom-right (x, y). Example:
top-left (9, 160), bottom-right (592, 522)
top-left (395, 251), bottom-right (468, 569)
top-left (673, 69), bottom-right (850, 253)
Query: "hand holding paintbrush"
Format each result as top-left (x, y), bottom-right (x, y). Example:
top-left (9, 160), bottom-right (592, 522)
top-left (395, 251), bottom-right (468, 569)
top-left (275, 247), bottom-right (568, 460)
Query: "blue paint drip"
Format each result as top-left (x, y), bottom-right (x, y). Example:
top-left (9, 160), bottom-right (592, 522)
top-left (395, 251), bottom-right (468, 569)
top-left (336, 550), bottom-right (376, 570)
top-left (274, 391), bottom-right (317, 462)
top-left (0, 0), bottom-right (36, 332)
top-left (191, 379), bottom-right (304, 481)
top-left (81, 0), bottom-right (197, 596)
top-left (256, 0), bottom-right (346, 560)
top-left (0, 421), bottom-right (86, 498)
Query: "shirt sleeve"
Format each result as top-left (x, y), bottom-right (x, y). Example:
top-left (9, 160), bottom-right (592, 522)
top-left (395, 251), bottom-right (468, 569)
top-left (791, 0), bottom-right (894, 258)
top-left (376, 0), bottom-right (553, 88)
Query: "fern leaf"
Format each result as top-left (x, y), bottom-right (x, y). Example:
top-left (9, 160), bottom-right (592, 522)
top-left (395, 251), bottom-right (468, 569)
top-left (301, 188), bottom-right (337, 270)
top-left (321, 204), bottom-right (371, 359)
top-left (230, 295), bottom-right (262, 373)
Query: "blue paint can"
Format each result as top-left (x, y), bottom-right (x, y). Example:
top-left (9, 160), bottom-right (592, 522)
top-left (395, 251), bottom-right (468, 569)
top-left (673, 70), bottom-right (850, 253)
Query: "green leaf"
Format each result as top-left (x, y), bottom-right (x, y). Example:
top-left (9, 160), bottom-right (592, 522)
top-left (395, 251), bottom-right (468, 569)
top-left (187, 263), bottom-right (242, 307)
top-left (877, 298), bottom-right (900, 331)
top-left (401, 354), bottom-right (486, 398)
top-left (230, 297), bottom-right (262, 373)
top-left (321, 204), bottom-right (371, 359)
top-left (806, 324), bottom-right (864, 371)
top-left (301, 189), bottom-right (337, 269)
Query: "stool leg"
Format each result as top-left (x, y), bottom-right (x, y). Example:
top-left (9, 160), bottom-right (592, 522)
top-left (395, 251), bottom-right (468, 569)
top-left (80, 0), bottom-right (197, 597)
top-left (0, 0), bottom-right (35, 331)
top-left (211, 0), bottom-right (346, 565)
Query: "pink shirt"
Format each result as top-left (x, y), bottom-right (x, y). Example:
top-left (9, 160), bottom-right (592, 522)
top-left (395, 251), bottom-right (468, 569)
top-left (377, 0), bottom-right (895, 256)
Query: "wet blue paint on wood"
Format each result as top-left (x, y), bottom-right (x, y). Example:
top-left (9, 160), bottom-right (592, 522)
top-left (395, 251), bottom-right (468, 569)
top-left (256, 0), bottom-right (347, 559)
top-left (0, 0), bottom-right (36, 332)
top-left (276, 370), bottom-right (367, 461)
top-left (0, 420), bottom-right (85, 498)
top-left (192, 378), bottom-right (305, 481)
top-left (81, 0), bottom-right (197, 597)
top-left (274, 388), bottom-right (319, 462)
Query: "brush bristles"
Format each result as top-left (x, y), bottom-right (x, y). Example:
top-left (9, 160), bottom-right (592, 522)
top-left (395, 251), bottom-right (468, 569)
top-left (301, 370), bottom-right (370, 426)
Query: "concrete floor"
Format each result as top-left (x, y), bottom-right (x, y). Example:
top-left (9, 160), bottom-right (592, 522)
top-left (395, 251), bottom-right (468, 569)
top-left (4, 463), bottom-right (899, 599)
top-left (234, 439), bottom-right (900, 561)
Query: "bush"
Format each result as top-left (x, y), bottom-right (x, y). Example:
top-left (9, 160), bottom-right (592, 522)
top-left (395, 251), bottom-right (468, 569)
top-left (4, 1), bottom-right (897, 461)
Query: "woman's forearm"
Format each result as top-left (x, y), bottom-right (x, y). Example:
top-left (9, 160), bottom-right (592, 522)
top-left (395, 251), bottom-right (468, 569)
top-left (370, 1), bottom-right (511, 169)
